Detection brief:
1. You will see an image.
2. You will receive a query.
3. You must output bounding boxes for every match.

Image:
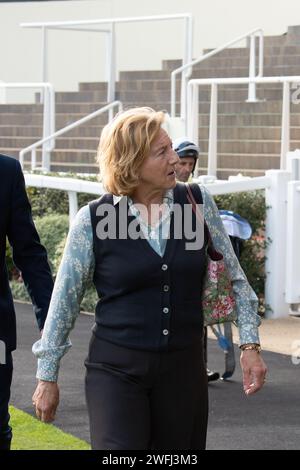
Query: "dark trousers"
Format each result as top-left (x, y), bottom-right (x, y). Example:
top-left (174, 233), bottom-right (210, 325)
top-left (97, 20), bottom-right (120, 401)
top-left (85, 335), bottom-right (208, 450)
top-left (0, 350), bottom-right (13, 450)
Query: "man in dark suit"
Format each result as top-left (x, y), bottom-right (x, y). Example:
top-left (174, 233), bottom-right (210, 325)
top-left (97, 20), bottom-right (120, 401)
top-left (0, 154), bottom-right (53, 450)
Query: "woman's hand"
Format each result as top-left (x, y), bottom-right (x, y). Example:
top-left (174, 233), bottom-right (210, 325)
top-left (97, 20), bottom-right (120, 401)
top-left (32, 380), bottom-right (60, 423)
top-left (240, 351), bottom-right (267, 395)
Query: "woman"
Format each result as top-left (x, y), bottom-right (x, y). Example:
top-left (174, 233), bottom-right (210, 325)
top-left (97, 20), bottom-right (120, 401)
top-left (32, 107), bottom-right (267, 450)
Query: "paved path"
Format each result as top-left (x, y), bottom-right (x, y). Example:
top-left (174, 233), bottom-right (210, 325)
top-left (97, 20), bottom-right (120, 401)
top-left (11, 302), bottom-right (300, 450)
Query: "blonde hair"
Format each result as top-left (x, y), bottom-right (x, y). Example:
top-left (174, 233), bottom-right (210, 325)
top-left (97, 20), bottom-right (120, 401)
top-left (97, 107), bottom-right (165, 196)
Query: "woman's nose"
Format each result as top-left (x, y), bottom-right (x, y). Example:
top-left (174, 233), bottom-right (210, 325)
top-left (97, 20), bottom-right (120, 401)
top-left (170, 149), bottom-right (180, 164)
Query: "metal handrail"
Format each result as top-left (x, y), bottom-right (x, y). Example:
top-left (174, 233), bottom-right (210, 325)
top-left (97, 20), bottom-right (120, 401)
top-left (19, 100), bottom-right (122, 172)
top-left (0, 82), bottom-right (55, 169)
top-left (21, 14), bottom-right (193, 104)
top-left (187, 76), bottom-right (300, 177)
top-left (24, 173), bottom-right (104, 222)
top-left (171, 27), bottom-right (264, 122)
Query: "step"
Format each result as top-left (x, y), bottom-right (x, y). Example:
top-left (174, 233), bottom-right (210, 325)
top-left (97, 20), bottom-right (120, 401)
top-left (199, 153), bottom-right (280, 170)
top-left (55, 90), bottom-right (108, 103)
top-left (0, 113), bottom-right (109, 127)
top-left (0, 126), bottom-right (43, 137)
top-left (117, 88), bottom-right (287, 103)
top-left (263, 35), bottom-right (288, 46)
top-left (0, 104), bottom-right (43, 113)
top-left (163, 55), bottom-right (300, 71)
top-left (0, 137), bottom-right (99, 151)
top-left (119, 65), bottom-right (300, 81)
top-left (198, 113), bottom-right (300, 127)
top-left (190, 65), bottom-right (300, 78)
top-left (20, 148), bottom-right (98, 168)
top-left (55, 89), bottom-right (182, 103)
top-left (79, 79), bottom-right (181, 92)
top-left (119, 70), bottom-right (171, 80)
top-left (202, 45), bottom-right (300, 57)
top-left (197, 139), bottom-right (300, 154)
top-left (79, 80), bottom-right (292, 95)
top-left (196, 126), bottom-right (300, 140)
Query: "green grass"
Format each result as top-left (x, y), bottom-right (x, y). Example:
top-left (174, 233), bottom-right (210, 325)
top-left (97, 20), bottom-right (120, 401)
top-left (9, 406), bottom-right (90, 450)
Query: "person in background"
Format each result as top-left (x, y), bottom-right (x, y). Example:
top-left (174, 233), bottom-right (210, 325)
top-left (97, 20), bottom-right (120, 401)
top-left (32, 108), bottom-right (266, 450)
top-left (173, 137), bottom-right (220, 382)
top-left (0, 154), bottom-right (53, 450)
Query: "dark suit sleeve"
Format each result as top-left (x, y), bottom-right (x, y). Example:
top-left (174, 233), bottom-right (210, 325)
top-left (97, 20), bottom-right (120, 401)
top-left (7, 160), bottom-right (54, 330)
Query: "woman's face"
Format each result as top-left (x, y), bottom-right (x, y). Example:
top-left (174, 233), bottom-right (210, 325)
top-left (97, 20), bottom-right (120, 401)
top-left (138, 128), bottom-right (180, 192)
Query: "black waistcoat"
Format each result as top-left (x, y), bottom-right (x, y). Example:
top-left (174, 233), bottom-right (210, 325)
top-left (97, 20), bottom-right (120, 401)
top-left (89, 183), bottom-right (207, 351)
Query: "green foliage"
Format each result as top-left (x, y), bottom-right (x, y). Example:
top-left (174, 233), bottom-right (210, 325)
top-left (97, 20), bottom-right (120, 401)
top-left (214, 190), bottom-right (268, 313)
top-left (214, 190), bottom-right (266, 234)
top-left (26, 171), bottom-right (99, 218)
top-left (9, 211), bottom-right (96, 311)
top-left (9, 281), bottom-right (31, 302)
top-left (5, 239), bottom-right (14, 280)
top-left (34, 214), bottom-right (69, 275)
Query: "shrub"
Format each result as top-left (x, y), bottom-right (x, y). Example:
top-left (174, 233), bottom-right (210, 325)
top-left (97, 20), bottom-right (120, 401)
top-left (5, 239), bottom-right (14, 280)
top-left (34, 214), bottom-right (69, 276)
top-left (26, 172), bottom-right (99, 218)
top-left (214, 190), bottom-right (268, 313)
top-left (10, 281), bottom-right (30, 302)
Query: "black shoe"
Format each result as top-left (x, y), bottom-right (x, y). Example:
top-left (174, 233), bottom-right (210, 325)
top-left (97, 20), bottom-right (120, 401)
top-left (207, 368), bottom-right (220, 382)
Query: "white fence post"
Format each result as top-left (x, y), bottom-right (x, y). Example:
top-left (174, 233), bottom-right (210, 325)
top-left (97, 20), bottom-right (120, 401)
top-left (68, 191), bottom-right (78, 225)
top-left (280, 81), bottom-right (291, 169)
top-left (265, 170), bottom-right (291, 318)
top-left (41, 86), bottom-right (51, 171)
top-left (286, 181), bottom-right (300, 304)
top-left (247, 34), bottom-right (257, 102)
top-left (207, 83), bottom-right (218, 177)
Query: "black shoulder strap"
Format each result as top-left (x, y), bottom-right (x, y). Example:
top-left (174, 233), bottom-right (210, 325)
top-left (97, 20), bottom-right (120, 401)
top-left (174, 181), bottom-right (203, 205)
top-left (187, 182), bottom-right (204, 204)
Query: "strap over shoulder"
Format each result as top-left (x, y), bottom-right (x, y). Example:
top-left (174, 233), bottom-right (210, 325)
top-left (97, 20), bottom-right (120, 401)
top-left (186, 182), bottom-right (204, 205)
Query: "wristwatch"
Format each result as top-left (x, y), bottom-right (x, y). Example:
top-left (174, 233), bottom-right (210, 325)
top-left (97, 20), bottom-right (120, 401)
top-left (240, 343), bottom-right (261, 353)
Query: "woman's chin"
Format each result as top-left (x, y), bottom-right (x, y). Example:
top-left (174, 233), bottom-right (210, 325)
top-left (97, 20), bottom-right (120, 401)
top-left (165, 178), bottom-right (177, 189)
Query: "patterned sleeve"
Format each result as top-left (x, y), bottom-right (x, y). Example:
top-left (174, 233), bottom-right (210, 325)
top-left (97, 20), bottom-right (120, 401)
top-left (32, 205), bottom-right (95, 382)
top-left (200, 184), bottom-right (261, 345)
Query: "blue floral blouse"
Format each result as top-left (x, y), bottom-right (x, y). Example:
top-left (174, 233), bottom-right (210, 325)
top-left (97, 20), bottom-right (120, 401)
top-left (33, 185), bottom-right (261, 382)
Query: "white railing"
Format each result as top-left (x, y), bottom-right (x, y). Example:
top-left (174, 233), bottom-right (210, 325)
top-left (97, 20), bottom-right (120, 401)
top-left (24, 173), bottom-right (104, 222)
top-left (24, 167), bottom-right (299, 319)
top-left (285, 150), bottom-right (300, 306)
top-left (20, 14), bottom-right (193, 104)
top-left (187, 76), bottom-right (300, 177)
top-left (0, 82), bottom-right (55, 169)
top-left (171, 27), bottom-right (264, 122)
top-left (19, 100), bottom-right (122, 172)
